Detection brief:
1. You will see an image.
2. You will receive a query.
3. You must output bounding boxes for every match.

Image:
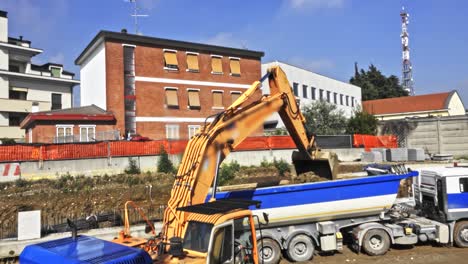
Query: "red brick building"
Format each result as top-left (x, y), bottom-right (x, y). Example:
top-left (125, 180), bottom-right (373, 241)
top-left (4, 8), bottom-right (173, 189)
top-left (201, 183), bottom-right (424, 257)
top-left (75, 30), bottom-right (264, 140)
top-left (20, 105), bottom-right (117, 143)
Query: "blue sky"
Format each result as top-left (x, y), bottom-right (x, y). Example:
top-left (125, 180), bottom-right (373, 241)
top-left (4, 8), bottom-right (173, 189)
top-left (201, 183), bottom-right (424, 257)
top-left (1, 0), bottom-right (467, 107)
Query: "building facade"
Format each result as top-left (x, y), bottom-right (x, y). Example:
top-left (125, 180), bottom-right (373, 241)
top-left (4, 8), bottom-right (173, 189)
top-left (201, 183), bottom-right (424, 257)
top-left (261, 61), bottom-right (362, 129)
top-left (363, 90), bottom-right (466, 120)
top-left (0, 10), bottom-right (80, 141)
top-left (75, 30), bottom-right (264, 140)
top-left (20, 105), bottom-right (117, 143)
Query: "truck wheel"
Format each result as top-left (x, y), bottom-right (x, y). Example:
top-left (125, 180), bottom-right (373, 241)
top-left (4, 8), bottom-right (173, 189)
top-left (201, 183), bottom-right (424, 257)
top-left (362, 229), bottom-right (390, 256)
top-left (454, 221), bottom-right (468, 248)
top-left (286, 234), bottom-right (314, 262)
top-left (258, 238), bottom-right (281, 264)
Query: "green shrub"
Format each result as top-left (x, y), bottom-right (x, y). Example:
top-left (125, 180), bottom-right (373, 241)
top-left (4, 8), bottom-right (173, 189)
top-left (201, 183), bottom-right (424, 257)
top-left (273, 158), bottom-right (290, 176)
top-left (125, 157), bottom-right (141, 175)
top-left (218, 161), bottom-right (240, 186)
top-left (157, 146), bottom-right (175, 173)
top-left (260, 158), bottom-right (273, 168)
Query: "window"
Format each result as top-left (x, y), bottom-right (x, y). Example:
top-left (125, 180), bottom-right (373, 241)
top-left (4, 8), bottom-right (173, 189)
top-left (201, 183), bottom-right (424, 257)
top-left (183, 221), bottom-right (214, 253)
top-left (234, 217), bottom-right (255, 264)
top-left (165, 88), bottom-right (179, 108)
top-left (50, 67), bottom-right (61, 78)
top-left (311, 87), bottom-right (316, 100)
top-left (163, 50), bottom-right (179, 70)
top-left (460, 178), bottom-right (468, 193)
top-left (346, 95), bottom-right (349, 106)
top-left (351, 97), bottom-right (355, 107)
top-left (212, 91), bottom-right (223, 108)
top-left (56, 125), bottom-right (73, 143)
top-left (211, 55), bottom-right (223, 74)
top-left (187, 89), bottom-right (201, 109)
top-left (302, 85), bottom-right (308, 98)
top-left (333, 93), bottom-right (337, 104)
top-left (209, 224), bottom-right (233, 264)
top-left (80, 126), bottom-right (96, 142)
top-left (28, 128), bottom-right (32, 143)
top-left (9, 64), bottom-right (20, 72)
top-left (292, 83), bottom-right (299, 96)
top-left (166, 124), bottom-right (180, 139)
top-left (9, 87), bottom-right (27, 100)
top-left (319, 89), bottom-right (324, 100)
top-left (231, 92), bottom-right (241, 104)
top-left (326, 91), bottom-right (331, 103)
top-left (229, 58), bottom-right (241, 76)
top-left (51, 93), bottom-right (62, 110)
top-left (340, 94), bottom-right (343, 105)
top-left (188, 125), bottom-right (201, 139)
top-left (186, 53), bottom-right (199, 72)
top-left (8, 113), bottom-right (27, 126)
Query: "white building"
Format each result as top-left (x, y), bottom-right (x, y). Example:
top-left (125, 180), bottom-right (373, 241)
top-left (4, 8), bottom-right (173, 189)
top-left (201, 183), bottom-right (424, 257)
top-left (0, 10), bottom-right (80, 141)
top-left (261, 61), bottom-right (362, 129)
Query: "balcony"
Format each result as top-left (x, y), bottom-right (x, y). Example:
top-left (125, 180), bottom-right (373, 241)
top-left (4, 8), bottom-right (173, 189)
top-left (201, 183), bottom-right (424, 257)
top-left (0, 98), bottom-right (51, 113)
top-left (0, 126), bottom-right (24, 139)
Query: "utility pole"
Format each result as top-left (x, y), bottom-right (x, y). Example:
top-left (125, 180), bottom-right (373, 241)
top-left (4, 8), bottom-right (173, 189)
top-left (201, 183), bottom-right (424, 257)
top-left (400, 6), bottom-right (414, 95)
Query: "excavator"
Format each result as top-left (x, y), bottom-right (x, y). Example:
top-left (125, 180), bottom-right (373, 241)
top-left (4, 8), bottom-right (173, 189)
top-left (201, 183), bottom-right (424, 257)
top-left (19, 66), bottom-right (334, 264)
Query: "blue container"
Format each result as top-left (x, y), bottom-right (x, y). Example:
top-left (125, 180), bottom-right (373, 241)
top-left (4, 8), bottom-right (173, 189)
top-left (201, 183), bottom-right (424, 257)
top-left (20, 235), bottom-right (152, 264)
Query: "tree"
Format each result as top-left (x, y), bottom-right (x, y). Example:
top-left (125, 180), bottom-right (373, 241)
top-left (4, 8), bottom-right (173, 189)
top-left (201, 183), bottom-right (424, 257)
top-left (350, 63), bottom-right (408, 101)
top-left (346, 107), bottom-right (378, 135)
top-left (157, 146), bottom-right (176, 173)
top-left (302, 100), bottom-right (347, 135)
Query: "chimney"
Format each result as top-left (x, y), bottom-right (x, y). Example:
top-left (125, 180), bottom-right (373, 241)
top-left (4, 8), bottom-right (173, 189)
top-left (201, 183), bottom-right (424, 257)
top-left (121, 28), bottom-right (127, 34)
top-left (0, 10), bottom-right (7, 42)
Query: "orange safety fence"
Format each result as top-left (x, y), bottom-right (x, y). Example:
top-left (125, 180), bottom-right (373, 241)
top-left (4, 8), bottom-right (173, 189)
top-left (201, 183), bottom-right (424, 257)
top-left (353, 134), bottom-right (398, 151)
top-left (0, 136), bottom-right (298, 162)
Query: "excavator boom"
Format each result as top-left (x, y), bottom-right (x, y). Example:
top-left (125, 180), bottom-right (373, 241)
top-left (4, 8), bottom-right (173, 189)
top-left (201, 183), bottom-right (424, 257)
top-left (161, 66), bottom-right (334, 243)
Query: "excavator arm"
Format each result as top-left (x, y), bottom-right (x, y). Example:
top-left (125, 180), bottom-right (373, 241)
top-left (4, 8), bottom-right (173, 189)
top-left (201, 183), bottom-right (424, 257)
top-left (161, 66), bottom-right (334, 243)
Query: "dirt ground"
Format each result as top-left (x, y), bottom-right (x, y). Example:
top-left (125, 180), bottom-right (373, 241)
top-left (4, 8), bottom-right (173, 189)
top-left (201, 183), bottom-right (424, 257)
top-left (282, 245), bottom-right (468, 264)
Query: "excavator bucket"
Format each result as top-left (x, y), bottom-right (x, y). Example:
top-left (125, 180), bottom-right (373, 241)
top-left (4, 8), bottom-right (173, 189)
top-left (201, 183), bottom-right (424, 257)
top-left (292, 150), bottom-right (338, 180)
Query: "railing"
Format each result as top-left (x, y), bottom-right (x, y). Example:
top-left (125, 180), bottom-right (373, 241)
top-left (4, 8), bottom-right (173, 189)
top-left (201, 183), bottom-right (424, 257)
top-left (0, 205), bottom-right (167, 240)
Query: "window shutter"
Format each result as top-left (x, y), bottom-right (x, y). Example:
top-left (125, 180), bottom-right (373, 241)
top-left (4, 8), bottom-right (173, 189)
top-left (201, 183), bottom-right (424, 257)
top-left (188, 90), bottom-right (201, 108)
top-left (186, 54), bottom-right (199, 71)
top-left (164, 51), bottom-right (178, 66)
top-left (213, 92), bottom-right (223, 107)
top-left (231, 93), bottom-right (241, 104)
top-left (211, 57), bottom-right (223, 73)
top-left (229, 59), bottom-right (240, 75)
top-left (165, 89), bottom-right (179, 107)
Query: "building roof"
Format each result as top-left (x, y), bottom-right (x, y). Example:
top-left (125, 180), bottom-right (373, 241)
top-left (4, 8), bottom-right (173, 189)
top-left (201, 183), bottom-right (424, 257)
top-left (31, 63), bottom-right (75, 77)
top-left (362, 91), bottom-right (457, 116)
top-left (0, 10), bottom-right (7, 18)
top-left (75, 30), bottom-right (265, 65)
top-left (20, 105), bottom-right (115, 129)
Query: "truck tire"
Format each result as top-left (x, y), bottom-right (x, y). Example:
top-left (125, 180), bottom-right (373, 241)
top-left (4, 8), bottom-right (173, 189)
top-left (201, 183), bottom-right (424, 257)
top-left (258, 238), bottom-right (281, 264)
top-left (362, 229), bottom-right (390, 256)
top-left (286, 234), bottom-right (314, 262)
top-left (454, 221), bottom-right (468, 248)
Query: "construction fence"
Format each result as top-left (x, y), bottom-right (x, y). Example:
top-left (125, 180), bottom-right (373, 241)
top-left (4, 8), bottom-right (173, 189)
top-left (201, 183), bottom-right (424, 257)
top-left (0, 135), bottom-right (398, 163)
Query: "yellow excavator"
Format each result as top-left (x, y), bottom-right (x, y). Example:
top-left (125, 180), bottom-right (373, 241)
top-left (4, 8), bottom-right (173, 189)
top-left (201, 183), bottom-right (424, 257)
top-left (114, 66), bottom-right (335, 263)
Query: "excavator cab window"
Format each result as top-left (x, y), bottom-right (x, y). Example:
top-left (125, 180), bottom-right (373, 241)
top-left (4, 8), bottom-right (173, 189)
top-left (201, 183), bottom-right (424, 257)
top-left (183, 221), bottom-right (213, 253)
top-left (234, 217), bottom-right (255, 264)
top-left (209, 222), bottom-right (234, 264)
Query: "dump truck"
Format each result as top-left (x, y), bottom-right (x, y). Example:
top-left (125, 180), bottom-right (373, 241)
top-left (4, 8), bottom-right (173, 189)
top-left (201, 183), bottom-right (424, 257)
top-left (209, 166), bottom-right (468, 264)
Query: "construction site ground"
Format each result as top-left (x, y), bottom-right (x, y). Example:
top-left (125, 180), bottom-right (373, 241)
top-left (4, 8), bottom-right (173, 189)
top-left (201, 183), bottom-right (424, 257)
top-left (282, 244), bottom-right (468, 264)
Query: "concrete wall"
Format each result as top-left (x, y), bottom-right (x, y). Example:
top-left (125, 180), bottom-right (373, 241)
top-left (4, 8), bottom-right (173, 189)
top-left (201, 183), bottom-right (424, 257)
top-left (13, 148), bottom-right (363, 180)
top-left (386, 115), bottom-right (468, 156)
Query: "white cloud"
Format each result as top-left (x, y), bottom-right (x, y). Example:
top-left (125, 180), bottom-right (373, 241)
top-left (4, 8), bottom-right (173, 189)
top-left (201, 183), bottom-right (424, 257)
top-left (285, 0), bottom-right (345, 11)
top-left (49, 52), bottom-right (65, 64)
top-left (200, 32), bottom-right (247, 49)
top-left (287, 57), bottom-right (335, 72)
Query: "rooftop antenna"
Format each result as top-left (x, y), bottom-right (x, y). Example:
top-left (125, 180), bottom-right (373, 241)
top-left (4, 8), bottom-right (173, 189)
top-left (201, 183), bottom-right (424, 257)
top-left (400, 6), bottom-right (414, 95)
top-left (126, 0), bottom-right (148, 35)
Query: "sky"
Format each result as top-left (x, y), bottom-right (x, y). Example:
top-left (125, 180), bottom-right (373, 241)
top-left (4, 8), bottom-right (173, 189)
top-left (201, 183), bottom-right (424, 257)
top-left (0, 0), bottom-right (467, 107)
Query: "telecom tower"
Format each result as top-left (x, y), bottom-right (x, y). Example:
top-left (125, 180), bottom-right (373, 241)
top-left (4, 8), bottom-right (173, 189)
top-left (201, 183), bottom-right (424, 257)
top-left (400, 7), bottom-right (414, 95)
top-left (126, 0), bottom-right (148, 35)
